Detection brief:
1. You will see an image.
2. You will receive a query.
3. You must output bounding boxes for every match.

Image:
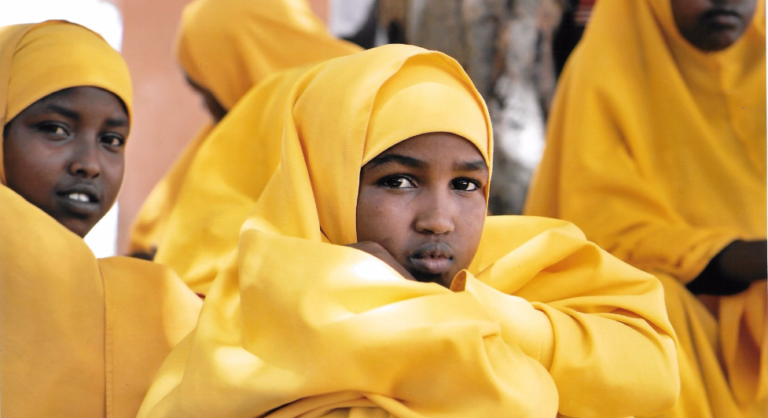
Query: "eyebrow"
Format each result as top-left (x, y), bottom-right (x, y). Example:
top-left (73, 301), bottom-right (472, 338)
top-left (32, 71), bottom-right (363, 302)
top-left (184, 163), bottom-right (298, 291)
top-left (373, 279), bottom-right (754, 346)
top-left (43, 104), bottom-right (128, 128)
top-left (367, 153), bottom-right (488, 173)
top-left (366, 153), bottom-right (425, 169)
top-left (44, 104), bottom-right (80, 121)
top-left (454, 159), bottom-right (488, 172)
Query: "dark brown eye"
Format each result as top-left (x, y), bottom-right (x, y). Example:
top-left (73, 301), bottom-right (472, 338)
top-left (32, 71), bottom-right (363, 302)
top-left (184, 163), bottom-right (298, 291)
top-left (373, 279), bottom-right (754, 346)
top-left (378, 175), bottom-right (416, 189)
top-left (451, 178), bottom-right (480, 191)
top-left (101, 134), bottom-right (125, 148)
top-left (38, 123), bottom-right (69, 138)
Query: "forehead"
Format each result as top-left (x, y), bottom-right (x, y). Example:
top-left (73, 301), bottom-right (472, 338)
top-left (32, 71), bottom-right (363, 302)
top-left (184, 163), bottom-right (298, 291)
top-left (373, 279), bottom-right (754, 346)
top-left (19, 87), bottom-right (128, 120)
top-left (372, 132), bottom-right (488, 168)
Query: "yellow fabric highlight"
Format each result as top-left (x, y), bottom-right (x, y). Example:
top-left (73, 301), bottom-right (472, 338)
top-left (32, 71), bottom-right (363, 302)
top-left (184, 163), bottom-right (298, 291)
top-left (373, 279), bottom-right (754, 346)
top-left (139, 45), bottom-right (678, 418)
top-left (0, 21), bottom-right (201, 418)
top-left (524, 0), bottom-right (767, 416)
top-left (129, 0), bottom-right (361, 256)
top-left (0, 20), bottom-right (132, 184)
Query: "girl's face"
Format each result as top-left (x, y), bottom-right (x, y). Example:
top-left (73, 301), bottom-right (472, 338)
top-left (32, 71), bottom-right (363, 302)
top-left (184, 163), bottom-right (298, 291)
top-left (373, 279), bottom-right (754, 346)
top-left (671, 0), bottom-right (757, 51)
top-left (3, 86), bottom-right (129, 237)
top-left (356, 132), bottom-right (489, 287)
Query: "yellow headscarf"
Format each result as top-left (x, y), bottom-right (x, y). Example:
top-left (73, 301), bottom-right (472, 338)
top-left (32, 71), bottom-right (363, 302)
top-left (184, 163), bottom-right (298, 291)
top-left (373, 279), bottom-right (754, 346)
top-left (176, 0), bottom-right (361, 110)
top-left (0, 20), bottom-right (132, 183)
top-left (0, 21), bottom-right (201, 418)
top-left (139, 44), bottom-right (678, 418)
top-left (525, 0), bottom-right (766, 416)
top-left (128, 0), bottom-right (362, 256)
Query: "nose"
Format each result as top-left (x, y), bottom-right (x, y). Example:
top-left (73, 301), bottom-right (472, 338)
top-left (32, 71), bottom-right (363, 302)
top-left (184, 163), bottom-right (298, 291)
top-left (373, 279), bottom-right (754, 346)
top-left (68, 138), bottom-right (101, 179)
top-left (414, 189), bottom-right (456, 235)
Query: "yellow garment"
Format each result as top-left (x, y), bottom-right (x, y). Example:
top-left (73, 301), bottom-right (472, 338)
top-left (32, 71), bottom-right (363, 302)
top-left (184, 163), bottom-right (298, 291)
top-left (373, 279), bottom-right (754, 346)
top-left (0, 21), bottom-right (202, 417)
top-left (139, 44), bottom-right (678, 418)
top-left (524, 0), bottom-right (767, 416)
top-left (128, 0), bottom-right (361, 256)
top-left (153, 67), bottom-right (308, 294)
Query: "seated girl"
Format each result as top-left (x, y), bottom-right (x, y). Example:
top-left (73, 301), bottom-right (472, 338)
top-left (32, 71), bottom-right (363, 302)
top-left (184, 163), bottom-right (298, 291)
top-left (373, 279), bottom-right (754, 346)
top-left (138, 44), bottom-right (679, 418)
top-left (0, 21), bottom-right (201, 417)
top-left (525, 0), bottom-right (766, 416)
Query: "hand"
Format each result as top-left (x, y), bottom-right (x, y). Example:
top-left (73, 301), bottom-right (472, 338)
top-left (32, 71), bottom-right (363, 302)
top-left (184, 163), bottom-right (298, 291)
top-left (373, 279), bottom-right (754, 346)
top-left (717, 239), bottom-right (767, 283)
top-left (347, 241), bottom-right (415, 281)
top-left (688, 239), bottom-right (767, 296)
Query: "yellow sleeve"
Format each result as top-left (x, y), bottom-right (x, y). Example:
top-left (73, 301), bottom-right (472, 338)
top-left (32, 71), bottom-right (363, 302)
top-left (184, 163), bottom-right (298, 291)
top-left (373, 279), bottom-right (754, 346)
top-left (139, 231), bottom-right (560, 417)
top-left (462, 218), bottom-right (679, 417)
top-left (99, 256), bottom-right (202, 418)
top-left (139, 218), bottom-right (678, 418)
top-left (0, 185), bottom-right (202, 418)
top-left (0, 185), bottom-right (106, 417)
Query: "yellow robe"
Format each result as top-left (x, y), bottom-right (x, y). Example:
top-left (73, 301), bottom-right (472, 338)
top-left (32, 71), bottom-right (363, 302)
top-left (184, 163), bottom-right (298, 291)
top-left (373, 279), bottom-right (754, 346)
top-left (139, 44), bottom-right (679, 418)
top-left (0, 21), bottom-right (202, 417)
top-left (128, 0), bottom-right (361, 256)
top-left (524, 0), bottom-right (767, 416)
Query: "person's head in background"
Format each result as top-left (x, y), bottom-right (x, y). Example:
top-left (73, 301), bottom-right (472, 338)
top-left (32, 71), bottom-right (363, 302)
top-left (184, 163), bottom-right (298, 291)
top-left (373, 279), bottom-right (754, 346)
top-left (670, 0), bottom-right (758, 51)
top-left (0, 21), bottom-right (132, 238)
top-left (175, 0), bottom-right (361, 123)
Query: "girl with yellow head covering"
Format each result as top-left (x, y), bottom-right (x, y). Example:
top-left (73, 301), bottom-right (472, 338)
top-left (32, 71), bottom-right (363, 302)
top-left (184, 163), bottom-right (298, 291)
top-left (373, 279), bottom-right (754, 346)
top-left (128, 0), bottom-right (361, 258)
top-left (525, 0), bottom-right (766, 416)
top-left (138, 44), bottom-right (679, 418)
top-left (0, 21), bottom-right (202, 417)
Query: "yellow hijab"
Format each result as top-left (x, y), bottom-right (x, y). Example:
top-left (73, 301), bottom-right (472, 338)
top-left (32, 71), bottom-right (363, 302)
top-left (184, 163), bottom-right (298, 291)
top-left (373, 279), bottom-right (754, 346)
top-left (139, 44), bottom-right (678, 418)
top-left (0, 21), bottom-right (201, 418)
top-left (128, 0), bottom-right (362, 256)
top-left (525, 0), bottom-right (766, 416)
top-left (0, 20), bottom-right (132, 183)
top-left (176, 0), bottom-right (360, 110)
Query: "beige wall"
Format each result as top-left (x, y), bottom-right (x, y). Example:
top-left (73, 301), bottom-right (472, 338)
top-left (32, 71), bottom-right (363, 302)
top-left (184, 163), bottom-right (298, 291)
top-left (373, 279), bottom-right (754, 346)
top-left (116, 0), bottom-right (328, 253)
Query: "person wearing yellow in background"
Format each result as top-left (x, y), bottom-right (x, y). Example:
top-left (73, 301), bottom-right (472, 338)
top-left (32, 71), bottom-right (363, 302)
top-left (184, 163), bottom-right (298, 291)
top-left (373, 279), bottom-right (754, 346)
top-left (128, 0), bottom-right (361, 260)
top-left (0, 21), bottom-right (202, 417)
top-left (147, 67), bottom-right (308, 295)
top-left (138, 44), bottom-right (679, 418)
top-left (524, 0), bottom-right (766, 416)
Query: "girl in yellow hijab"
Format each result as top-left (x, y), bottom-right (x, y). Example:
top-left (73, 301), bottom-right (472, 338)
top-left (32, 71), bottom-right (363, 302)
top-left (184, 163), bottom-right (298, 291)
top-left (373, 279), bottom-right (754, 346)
top-left (525, 0), bottom-right (766, 416)
top-left (0, 21), bottom-right (202, 417)
top-left (128, 0), bottom-right (361, 259)
top-left (138, 44), bottom-right (679, 418)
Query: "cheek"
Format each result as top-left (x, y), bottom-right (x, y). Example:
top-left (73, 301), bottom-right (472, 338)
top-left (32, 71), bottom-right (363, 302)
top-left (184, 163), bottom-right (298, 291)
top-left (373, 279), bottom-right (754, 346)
top-left (4, 136), bottom-right (59, 194)
top-left (355, 190), bottom-right (410, 246)
top-left (456, 197), bottom-right (487, 258)
top-left (101, 153), bottom-right (125, 201)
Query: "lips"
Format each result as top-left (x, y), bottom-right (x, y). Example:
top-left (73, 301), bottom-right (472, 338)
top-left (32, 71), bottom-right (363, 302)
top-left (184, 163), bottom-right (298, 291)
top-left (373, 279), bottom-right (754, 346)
top-left (700, 8), bottom-right (742, 28)
top-left (406, 242), bottom-right (454, 280)
top-left (56, 183), bottom-right (101, 216)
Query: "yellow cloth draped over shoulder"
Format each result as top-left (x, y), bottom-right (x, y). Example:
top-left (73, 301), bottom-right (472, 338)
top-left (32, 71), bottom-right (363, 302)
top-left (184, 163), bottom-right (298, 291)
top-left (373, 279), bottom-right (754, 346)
top-left (138, 44), bottom-right (679, 418)
top-left (524, 0), bottom-right (767, 417)
top-left (152, 66), bottom-right (307, 294)
top-left (0, 21), bottom-right (202, 418)
top-left (128, 0), bottom-right (361, 257)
